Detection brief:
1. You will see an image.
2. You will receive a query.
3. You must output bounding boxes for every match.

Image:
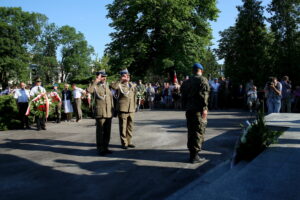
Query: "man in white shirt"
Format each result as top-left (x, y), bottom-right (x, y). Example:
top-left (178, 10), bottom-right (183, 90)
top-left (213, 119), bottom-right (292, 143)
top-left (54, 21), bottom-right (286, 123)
top-left (247, 86), bottom-right (259, 112)
top-left (14, 82), bottom-right (31, 129)
top-left (30, 77), bottom-right (47, 130)
top-left (30, 78), bottom-right (46, 96)
top-left (72, 83), bottom-right (86, 122)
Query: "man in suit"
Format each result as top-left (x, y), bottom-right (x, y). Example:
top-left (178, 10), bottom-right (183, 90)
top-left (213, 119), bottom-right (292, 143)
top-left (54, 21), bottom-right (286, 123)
top-left (88, 70), bottom-right (114, 155)
top-left (111, 69), bottom-right (137, 149)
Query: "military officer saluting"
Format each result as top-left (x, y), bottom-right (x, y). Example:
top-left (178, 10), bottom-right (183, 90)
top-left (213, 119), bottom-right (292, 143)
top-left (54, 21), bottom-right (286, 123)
top-left (111, 69), bottom-right (137, 149)
top-left (181, 63), bottom-right (210, 163)
top-left (88, 70), bottom-right (114, 156)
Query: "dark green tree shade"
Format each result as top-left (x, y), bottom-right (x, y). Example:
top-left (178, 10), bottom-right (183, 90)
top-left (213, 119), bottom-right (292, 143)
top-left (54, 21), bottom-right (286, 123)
top-left (217, 0), bottom-right (273, 87)
top-left (268, 0), bottom-right (300, 84)
top-left (105, 0), bottom-right (219, 80)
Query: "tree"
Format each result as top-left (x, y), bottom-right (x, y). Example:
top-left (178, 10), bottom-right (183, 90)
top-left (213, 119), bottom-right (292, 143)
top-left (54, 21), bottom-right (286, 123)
top-left (92, 55), bottom-right (111, 74)
top-left (59, 25), bottom-right (94, 83)
top-left (268, 0), bottom-right (300, 84)
top-left (0, 7), bottom-right (46, 88)
top-left (32, 23), bottom-right (60, 83)
top-left (217, 26), bottom-right (238, 82)
top-left (202, 48), bottom-right (221, 79)
top-left (106, 0), bottom-right (219, 79)
top-left (218, 0), bottom-right (272, 86)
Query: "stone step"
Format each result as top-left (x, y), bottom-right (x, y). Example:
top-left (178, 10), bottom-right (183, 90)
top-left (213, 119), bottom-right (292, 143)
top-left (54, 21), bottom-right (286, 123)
top-left (166, 160), bottom-right (248, 200)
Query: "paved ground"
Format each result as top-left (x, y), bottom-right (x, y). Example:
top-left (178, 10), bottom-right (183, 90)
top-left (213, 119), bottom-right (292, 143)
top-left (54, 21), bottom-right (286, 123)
top-left (168, 113), bottom-right (300, 200)
top-left (0, 110), bottom-right (252, 200)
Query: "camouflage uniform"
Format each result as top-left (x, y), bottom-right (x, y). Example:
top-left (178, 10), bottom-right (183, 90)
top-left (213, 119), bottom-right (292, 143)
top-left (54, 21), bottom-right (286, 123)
top-left (181, 74), bottom-right (210, 159)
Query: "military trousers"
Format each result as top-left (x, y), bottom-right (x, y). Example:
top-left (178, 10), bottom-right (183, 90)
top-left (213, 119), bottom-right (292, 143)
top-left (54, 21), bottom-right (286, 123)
top-left (118, 112), bottom-right (134, 146)
top-left (74, 98), bottom-right (82, 121)
top-left (55, 102), bottom-right (62, 122)
top-left (186, 111), bottom-right (207, 154)
top-left (36, 115), bottom-right (46, 130)
top-left (95, 118), bottom-right (112, 152)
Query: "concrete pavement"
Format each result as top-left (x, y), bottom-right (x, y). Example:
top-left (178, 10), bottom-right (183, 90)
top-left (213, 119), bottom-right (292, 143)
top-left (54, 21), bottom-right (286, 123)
top-left (0, 110), bottom-right (252, 200)
top-left (168, 113), bottom-right (300, 200)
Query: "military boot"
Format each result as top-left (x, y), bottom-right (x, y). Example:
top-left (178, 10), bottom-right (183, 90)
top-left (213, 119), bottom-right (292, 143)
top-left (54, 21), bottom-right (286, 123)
top-left (189, 152), bottom-right (205, 164)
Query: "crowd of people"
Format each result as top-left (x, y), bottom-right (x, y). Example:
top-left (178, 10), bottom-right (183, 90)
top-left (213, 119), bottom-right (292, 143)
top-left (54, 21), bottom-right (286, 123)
top-left (1, 64), bottom-right (300, 163)
top-left (2, 75), bottom-right (300, 130)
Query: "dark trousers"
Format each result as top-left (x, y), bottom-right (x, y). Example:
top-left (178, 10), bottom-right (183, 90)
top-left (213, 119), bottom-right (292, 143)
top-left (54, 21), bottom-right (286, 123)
top-left (18, 102), bottom-right (29, 128)
top-left (65, 113), bottom-right (73, 121)
top-left (36, 116), bottom-right (46, 130)
top-left (186, 111), bottom-right (207, 154)
top-left (95, 118), bottom-right (112, 152)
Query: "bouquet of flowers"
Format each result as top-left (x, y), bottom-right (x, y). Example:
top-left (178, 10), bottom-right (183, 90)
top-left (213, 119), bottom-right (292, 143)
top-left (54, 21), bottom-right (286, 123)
top-left (48, 91), bottom-right (62, 115)
top-left (26, 93), bottom-right (50, 118)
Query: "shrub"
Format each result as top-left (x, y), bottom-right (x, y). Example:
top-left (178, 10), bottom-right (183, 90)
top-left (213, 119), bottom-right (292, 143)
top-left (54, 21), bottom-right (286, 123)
top-left (235, 111), bottom-right (283, 161)
top-left (0, 95), bottom-right (21, 131)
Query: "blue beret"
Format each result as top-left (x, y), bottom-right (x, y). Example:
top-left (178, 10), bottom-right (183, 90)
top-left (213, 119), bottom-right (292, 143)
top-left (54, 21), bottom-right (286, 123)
top-left (120, 68), bottom-right (130, 75)
top-left (193, 63), bottom-right (204, 70)
top-left (53, 83), bottom-right (58, 87)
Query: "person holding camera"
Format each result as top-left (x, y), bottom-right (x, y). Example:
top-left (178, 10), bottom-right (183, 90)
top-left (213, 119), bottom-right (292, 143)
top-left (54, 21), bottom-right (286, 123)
top-left (264, 77), bottom-right (282, 114)
top-left (88, 70), bottom-right (114, 156)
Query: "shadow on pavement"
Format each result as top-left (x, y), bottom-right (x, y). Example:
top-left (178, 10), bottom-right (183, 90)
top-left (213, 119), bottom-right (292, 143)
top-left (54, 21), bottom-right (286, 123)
top-left (0, 111), bottom-right (254, 199)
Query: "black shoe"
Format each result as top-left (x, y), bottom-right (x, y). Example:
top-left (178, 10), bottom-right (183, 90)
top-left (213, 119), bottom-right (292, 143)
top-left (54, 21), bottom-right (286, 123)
top-left (128, 144), bottom-right (135, 148)
top-left (37, 128), bottom-right (41, 131)
top-left (26, 126), bottom-right (31, 129)
top-left (99, 151), bottom-right (107, 156)
top-left (122, 146), bottom-right (128, 149)
top-left (104, 150), bottom-right (113, 154)
top-left (41, 127), bottom-right (46, 130)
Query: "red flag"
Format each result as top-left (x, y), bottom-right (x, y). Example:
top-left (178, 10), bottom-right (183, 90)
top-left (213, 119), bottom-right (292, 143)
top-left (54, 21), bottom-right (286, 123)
top-left (173, 71), bottom-right (178, 83)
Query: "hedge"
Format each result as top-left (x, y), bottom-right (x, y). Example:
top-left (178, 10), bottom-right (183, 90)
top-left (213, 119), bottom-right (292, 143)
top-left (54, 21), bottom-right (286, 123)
top-left (0, 95), bottom-right (21, 131)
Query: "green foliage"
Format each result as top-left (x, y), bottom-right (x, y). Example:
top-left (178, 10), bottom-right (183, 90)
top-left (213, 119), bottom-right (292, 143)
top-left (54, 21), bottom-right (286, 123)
top-left (32, 23), bottom-right (60, 83)
top-left (59, 25), bottom-right (95, 83)
top-left (0, 7), bottom-right (96, 87)
top-left (0, 95), bottom-right (20, 131)
top-left (0, 7), bottom-right (47, 88)
top-left (236, 111), bottom-right (283, 161)
top-left (106, 0), bottom-right (219, 79)
top-left (201, 48), bottom-right (221, 78)
top-left (217, 0), bottom-right (272, 86)
top-left (267, 0), bottom-right (300, 85)
top-left (218, 0), bottom-right (300, 86)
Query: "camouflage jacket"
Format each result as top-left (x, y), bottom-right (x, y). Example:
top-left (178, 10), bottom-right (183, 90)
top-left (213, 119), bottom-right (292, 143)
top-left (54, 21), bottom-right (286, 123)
top-left (180, 74), bottom-right (210, 112)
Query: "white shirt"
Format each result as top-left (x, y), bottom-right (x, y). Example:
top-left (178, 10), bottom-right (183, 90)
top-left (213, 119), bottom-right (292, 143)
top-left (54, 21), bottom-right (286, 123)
top-left (72, 87), bottom-right (84, 98)
top-left (14, 88), bottom-right (30, 103)
top-left (247, 90), bottom-right (257, 100)
top-left (30, 86), bottom-right (46, 96)
top-left (211, 82), bottom-right (220, 92)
